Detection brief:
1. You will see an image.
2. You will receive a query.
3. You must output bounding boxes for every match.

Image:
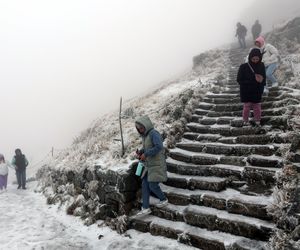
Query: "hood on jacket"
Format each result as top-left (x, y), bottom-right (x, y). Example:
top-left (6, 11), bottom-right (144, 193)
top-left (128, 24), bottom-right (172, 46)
top-left (135, 115), bottom-right (154, 135)
top-left (248, 48), bottom-right (263, 63)
top-left (255, 36), bottom-right (265, 47)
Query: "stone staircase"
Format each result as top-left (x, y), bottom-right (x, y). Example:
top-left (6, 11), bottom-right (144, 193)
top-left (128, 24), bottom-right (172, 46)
top-left (129, 49), bottom-right (300, 250)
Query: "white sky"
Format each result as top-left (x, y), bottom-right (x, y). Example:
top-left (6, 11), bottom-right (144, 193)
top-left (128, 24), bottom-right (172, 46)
top-left (0, 0), bottom-right (259, 163)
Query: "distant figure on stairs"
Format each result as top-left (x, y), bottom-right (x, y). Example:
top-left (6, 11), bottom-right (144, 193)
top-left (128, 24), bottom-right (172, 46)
top-left (235, 22), bottom-right (247, 49)
top-left (12, 148), bottom-right (29, 190)
top-left (237, 48), bottom-right (266, 127)
top-left (0, 154), bottom-right (9, 192)
top-left (251, 20), bottom-right (262, 41)
top-left (135, 115), bottom-right (168, 216)
top-left (254, 36), bottom-right (280, 95)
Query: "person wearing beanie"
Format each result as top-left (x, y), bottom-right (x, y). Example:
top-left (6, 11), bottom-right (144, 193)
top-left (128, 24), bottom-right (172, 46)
top-left (254, 36), bottom-right (280, 94)
top-left (237, 48), bottom-right (266, 127)
top-left (11, 148), bottom-right (29, 189)
top-left (134, 115), bottom-right (168, 216)
top-left (0, 154), bottom-right (9, 192)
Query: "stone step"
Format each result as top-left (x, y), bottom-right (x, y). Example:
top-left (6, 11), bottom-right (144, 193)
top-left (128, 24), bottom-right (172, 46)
top-left (183, 132), bottom-right (223, 142)
top-left (170, 148), bottom-right (246, 167)
top-left (203, 95), bottom-right (282, 104)
top-left (130, 215), bottom-right (268, 250)
top-left (167, 155), bottom-right (278, 183)
top-left (206, 88), bottom-right (282, 99)
top-left (236, 133), bottom-right (292, 145)
top-left (150, 204), bottom-right (275, 241)
top-left (226, 83), bottom-right (238, 87)
top-left (166, 172), bottom-right (227, 192)
top-left (167, 158), bottom-right (243, 178)
top-left (186, 123), bottom-right (266, 137)
top-left (206, 93), bottom-right (239, 99)
top-left (161, 184), bottom-right (273, 220)
top-left (242, 166), bottom-right (278, 184)
top-left (169, 148), bottom-right (284, 169)
top-left (194, 106), bottom-right (289, 118)
top-left (176, 141), bottom-right (277, 156)
top-left (247, 154), bottom-right (284, 168)
top-left (213, 88), bottom-right (280, 95)
top-left (197, 99), bottom-right (298, 112)
top-left (198, 98), bottom-right (299, 112)
top-left (183, 132), bottom-right (292, 145)
top-left (191, 115), bottom-right (289, 129)
top-left (170, 147), bottom-right (223, 165)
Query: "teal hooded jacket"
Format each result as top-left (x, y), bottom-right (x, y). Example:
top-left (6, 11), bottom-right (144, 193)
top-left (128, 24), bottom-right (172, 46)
top-left (135, 116), bottom-right (167, 182)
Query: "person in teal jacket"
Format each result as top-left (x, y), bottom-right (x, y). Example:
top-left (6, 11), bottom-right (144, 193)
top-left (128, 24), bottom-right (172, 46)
top-left (12, 149), bottom-right (29, 189)
top-left (135, 115), bottom-right (168, 216)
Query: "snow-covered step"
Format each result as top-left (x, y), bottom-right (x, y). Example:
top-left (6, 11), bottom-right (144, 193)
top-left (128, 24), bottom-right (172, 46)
top-left (203, 95), bottom-right (282, 104)
top-left (161, 184), bottom-right (273, 220)
top-left (234, 133), bottom-right (291, 145)
top-left (183, 132), bottom-right (223, 142)
top-left (197, 102), bottom-right (242, 112)
top-left (247, 154), bottom-right (284, 168)
top-left (176, 141), bottom-right (277, 156)
top-left (166, 172), bottom-right (227, 192)
top-left (130, 216), bottom-right (268, 250)
top-left (243, 166), bottom-right (278, 183)
top-left (166, 157), bottom-right (278, 183)
top-left (166, 158), bottom-right (243, 178)
top-left (201, 106), bottom-right (290, 118)
top-left (198, 98), bottom-right (296, 112)
top-left (170, 147), bottom-right (249, 166)
top-left (191, 115), bottom-right (289, 129)
top-left (169, 147), bottom-right (223, 165)
top-left (184, 131), bottom-right (292, 145)
top-left (150, 204), bottom-right (274, 241)
top-left (206, 93), bottom-right (239, 99)
top-left (212, 87), bottom-right (279, 95)
top-left (186, 123), bottom-right (265, 136)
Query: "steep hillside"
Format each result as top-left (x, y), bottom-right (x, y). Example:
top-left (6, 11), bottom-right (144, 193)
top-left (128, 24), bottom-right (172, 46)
top-left (37, 16), bottom-right (300, 250)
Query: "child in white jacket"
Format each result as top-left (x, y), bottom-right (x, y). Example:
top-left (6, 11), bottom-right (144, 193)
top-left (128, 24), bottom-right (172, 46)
top-left (0, 154), bottom-right (9, 191)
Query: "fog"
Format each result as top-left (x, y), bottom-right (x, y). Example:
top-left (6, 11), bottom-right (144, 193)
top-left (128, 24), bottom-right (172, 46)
top-left (240, 0), bottom-right (300, 32)
top-left (1, 0), bottom-right (285, 164)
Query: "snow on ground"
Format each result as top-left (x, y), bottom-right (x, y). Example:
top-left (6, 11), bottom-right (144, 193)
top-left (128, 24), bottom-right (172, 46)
top-left (0, 182), bottom-right (197, 250)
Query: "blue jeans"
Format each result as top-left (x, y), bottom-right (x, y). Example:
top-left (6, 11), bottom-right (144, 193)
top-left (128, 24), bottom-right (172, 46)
top-left (16, 169), bottom-right (26, 188)
top-left (266, 63), bottom-right (278, 85)
top-left (142, 173), bottom-right (166, 209)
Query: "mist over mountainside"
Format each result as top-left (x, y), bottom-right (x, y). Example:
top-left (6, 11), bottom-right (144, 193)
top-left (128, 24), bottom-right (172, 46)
top-left (240, 0), bottom-right (300, 33)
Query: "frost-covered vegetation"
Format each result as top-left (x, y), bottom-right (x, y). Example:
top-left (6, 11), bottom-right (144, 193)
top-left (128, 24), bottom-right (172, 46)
top-left (42, 50), bottom-right (228, 173)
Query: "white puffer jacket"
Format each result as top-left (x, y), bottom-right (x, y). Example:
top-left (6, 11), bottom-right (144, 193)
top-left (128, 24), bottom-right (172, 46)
top-left (262, 43), bottom-right (279, 66)
top-left (0, 163), bottom-right (9, 176)
top-left (245, 44), bottom-right (279, 66)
